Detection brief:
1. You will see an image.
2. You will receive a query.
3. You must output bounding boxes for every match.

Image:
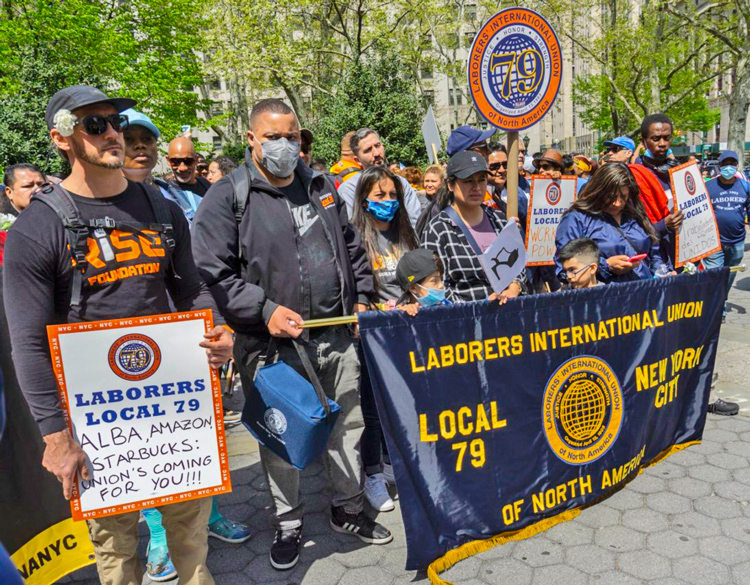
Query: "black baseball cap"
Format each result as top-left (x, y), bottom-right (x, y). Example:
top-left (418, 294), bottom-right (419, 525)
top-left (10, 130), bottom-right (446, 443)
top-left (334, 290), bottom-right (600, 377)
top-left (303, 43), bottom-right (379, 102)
top-left (446, 150), bottom-right (488, 180)
top-left (396, 249), bottom-right (440, 290)
top-left (45, 85), bottom-right (136, 130)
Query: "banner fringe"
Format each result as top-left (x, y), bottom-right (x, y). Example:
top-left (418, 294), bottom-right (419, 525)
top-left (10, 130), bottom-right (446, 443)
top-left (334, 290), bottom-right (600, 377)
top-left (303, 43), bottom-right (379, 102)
top-left (425, 439), bottom-right (701, 585)
top-left (426, 509), bottom-right (580, 585)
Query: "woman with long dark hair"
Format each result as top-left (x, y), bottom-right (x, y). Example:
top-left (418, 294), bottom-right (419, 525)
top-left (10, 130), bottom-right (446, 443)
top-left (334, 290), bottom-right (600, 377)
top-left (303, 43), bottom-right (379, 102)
top-left (555, 162), bottom-right (671, 283)
top-left (351, 166), bottom-right (418, 512)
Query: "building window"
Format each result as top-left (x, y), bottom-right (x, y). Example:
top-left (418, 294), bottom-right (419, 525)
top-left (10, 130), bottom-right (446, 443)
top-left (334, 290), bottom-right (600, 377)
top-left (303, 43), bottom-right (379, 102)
top-left (210, 104), bottom-right (223, 117)
top-left (209, 78), bottom-right (221, 90)
top-left (449, 89), bottom-right (464, 106)
top-left (465, 4), bottom-right (477, 21)
top-left (212, 136), bottom-right (222, 149)
top-left (421, 64), bottom-right (433, 79)
top-left (423, 90), bottom-right (435, 105)
top-left (464, 32), bottom-right (476, 48)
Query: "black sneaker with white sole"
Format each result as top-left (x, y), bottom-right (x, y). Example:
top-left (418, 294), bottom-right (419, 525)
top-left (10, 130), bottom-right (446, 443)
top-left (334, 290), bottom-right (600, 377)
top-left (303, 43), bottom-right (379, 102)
top-left (329, 505), bottom-right (393, 544)
top-left (708, 398), bottom-right (739, 416)
top-left (270, 524), bottom-right (302, 570)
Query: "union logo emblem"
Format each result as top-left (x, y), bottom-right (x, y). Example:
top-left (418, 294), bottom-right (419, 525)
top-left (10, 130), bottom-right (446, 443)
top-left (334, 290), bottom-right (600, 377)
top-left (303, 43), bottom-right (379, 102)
top-left (468, 8), bottom-right (562, 131)
top-left (108, 334), bottom-right (162, 381)
top-left (542, 356), bottom-right (623, 465)
top-left (546, 183), bottom-right (562, 205)
top-left (684, 172), bottom-right (697, 196)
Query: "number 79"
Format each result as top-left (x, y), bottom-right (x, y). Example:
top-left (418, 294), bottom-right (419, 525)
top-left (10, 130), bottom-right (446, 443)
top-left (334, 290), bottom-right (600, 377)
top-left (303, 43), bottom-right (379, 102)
top-left (489, 49), bottom-right (543, 99)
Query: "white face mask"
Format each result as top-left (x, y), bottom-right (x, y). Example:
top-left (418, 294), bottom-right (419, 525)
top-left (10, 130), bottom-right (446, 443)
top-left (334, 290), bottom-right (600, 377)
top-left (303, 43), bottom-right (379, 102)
top-left (259, 137), bottom-right (299, 178)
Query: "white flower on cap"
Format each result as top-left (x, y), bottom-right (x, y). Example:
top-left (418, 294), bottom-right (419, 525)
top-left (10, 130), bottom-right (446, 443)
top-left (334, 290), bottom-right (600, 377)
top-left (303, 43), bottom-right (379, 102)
top-left (53, 109), bottom-right (77, 137)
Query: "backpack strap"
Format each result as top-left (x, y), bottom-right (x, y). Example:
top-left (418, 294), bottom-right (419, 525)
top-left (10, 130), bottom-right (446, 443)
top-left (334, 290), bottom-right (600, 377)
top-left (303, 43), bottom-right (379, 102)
top-left (141, 182), bottom-right (176, 252)
top-left (33, 184), bottom-right (90, 306)
top-left (228, 163), bottom-right (251, 225)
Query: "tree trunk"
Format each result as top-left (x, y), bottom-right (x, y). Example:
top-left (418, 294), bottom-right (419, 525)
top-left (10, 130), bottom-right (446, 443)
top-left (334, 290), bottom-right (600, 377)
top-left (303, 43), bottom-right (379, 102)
top-left (726, 53), bottom-right (749, 156)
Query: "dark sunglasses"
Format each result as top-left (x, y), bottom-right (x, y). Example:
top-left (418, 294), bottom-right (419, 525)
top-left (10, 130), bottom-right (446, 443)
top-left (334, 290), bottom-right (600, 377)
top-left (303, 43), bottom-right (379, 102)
top-left (488, 162), bottom-right (508, 171)
top-left (538, 162), bottom-right (561, 171)
top-left (76, 114), bottom-right (129, 135)
top-left (606, 145), bottom-right (624, 154)
top-left (169, 157), bottom-right (196, 167)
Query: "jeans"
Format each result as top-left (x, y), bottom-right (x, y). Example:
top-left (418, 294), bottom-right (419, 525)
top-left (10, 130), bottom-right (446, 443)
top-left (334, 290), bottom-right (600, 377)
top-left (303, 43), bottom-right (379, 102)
top-left (358, 343), bottom-right (390, 476)
top-left (702, 240), bottom-right (745, 313)
top-left (235, 326), bottom-right (365, 530)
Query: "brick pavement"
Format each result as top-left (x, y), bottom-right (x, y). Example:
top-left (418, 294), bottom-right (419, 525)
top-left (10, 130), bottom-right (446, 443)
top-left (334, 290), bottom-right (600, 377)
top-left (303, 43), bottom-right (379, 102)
top-left (59, 271), bottom-right (750, 585)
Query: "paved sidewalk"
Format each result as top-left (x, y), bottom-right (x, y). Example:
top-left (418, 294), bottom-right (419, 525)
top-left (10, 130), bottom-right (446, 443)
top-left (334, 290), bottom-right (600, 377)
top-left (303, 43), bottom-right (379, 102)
top-left (60, 271), bottom-right (750, 585)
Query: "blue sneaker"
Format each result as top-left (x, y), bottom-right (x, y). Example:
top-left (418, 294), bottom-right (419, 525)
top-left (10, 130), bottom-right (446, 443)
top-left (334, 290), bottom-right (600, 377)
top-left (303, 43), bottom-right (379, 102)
top-left (146, 544), bottom-right (177, 582)
top-left (208, 517), bottom-right (252, 543)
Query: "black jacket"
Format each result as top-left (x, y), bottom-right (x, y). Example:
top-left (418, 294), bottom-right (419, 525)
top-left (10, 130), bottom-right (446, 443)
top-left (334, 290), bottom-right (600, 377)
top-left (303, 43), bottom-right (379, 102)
top-left (192, 158), bottom-right (374, 337)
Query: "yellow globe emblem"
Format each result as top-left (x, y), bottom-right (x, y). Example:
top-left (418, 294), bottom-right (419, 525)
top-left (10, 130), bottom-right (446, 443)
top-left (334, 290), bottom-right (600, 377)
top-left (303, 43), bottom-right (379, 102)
top-left (542, 356), bottom-right (624, 465)
top-left (559, 379), bottom-right (607, 442)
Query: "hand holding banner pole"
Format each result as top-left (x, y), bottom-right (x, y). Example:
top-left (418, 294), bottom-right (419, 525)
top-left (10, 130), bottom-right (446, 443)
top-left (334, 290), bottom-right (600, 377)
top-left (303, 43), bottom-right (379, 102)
top-left (506, 131), bottom-right (519, 219)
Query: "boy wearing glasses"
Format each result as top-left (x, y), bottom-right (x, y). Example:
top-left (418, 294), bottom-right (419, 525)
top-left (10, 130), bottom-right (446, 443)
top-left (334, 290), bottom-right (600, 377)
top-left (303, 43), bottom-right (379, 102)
top-left (558, 238), bottom-right (602, 289)
top-left (4, 85), bottom-right (230, 585)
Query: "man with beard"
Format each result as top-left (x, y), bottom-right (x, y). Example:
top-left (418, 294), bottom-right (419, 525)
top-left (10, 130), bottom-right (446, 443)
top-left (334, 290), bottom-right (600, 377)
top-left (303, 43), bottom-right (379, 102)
top-left (166, 137), bottom-right (211, 197)
top-left (3, 85), bottom-right (233, 585)
top-left (336, 128), bottom-right (422, 226)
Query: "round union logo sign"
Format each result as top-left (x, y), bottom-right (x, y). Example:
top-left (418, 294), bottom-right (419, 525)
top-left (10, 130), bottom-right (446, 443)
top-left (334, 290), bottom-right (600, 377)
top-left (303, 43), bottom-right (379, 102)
top-left (108, 334), bottom-right (162, 381)
top-left (468, 8), bottom-right (562, 131)
top-left (546, 183), bottom-right (562, 205)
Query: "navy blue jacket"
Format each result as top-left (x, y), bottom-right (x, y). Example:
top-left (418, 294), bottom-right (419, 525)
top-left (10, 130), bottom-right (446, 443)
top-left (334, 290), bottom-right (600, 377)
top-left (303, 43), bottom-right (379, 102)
top-left (555, 209), bottom-right (671, 283)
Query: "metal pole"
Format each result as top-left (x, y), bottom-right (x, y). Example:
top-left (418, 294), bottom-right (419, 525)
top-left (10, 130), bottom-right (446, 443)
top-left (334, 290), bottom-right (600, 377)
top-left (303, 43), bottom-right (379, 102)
top-left (506, 131), bottom-right (519, 218)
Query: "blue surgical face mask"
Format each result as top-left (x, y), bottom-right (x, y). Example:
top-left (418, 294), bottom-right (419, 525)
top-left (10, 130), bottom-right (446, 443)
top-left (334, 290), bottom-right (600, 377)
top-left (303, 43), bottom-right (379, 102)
top-left (416, 283), bottom-right (446, 307)
top-left (366, 198), bottom-right (399, 222)
top-left (720, 165), bottom-right (737, 180)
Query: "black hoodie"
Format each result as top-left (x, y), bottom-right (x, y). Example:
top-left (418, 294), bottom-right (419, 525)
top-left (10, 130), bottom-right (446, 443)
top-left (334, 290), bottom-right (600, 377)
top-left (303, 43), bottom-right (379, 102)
top-left (192, 157), bottom-right (374, 338)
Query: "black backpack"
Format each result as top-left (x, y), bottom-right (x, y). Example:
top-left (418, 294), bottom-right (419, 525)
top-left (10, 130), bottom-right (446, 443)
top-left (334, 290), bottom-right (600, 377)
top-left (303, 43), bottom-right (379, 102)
top-left (33, 182), bottom-right (177, 307)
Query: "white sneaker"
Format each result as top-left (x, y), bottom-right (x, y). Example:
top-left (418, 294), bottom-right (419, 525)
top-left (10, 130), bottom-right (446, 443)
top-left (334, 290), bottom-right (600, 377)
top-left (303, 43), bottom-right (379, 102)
top-left (383, 463), bottom-right (396, 485)
top-left (365, 473), bottom-right (395, 512)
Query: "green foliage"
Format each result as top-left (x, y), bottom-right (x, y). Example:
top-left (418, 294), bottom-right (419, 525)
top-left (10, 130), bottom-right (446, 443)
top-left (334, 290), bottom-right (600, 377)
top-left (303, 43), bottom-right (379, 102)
top-left (309, 52), bottom-right (429, 167)
top-left (219, 142), bottom-right (248, 164)
top-left (0, 0), bottom-right (209, 173)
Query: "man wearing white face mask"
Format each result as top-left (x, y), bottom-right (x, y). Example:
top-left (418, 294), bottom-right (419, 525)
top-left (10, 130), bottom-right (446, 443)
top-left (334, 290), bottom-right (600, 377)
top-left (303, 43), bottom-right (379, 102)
top-left (191, 99), bottom-right (391, 572)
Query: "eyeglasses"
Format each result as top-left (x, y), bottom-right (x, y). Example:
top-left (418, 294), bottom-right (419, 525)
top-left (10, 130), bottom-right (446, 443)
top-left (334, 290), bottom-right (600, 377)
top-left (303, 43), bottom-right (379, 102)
top-left (606, 145), bottom-right (624, 154)
top-left (168, 157), bottom-right (196, 167)
top-left (75, 114), bottom-right (129, 135)
top-left (538, 162), bottom-right (561, 171)
top-left (488, 162), bottom-right (508, 171)
top-left (564, 264), bottom-right (592, 276)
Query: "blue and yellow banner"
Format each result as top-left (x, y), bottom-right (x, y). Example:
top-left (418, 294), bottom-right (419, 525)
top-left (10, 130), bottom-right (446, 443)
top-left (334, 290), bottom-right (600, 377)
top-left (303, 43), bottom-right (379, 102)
top-left (358, 269), bottom-right (726, 583)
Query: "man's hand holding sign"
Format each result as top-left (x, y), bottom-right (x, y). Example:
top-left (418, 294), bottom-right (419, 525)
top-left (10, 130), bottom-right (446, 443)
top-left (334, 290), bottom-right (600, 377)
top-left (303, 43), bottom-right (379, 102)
top-left (47, 311), bottom-right (232, 518)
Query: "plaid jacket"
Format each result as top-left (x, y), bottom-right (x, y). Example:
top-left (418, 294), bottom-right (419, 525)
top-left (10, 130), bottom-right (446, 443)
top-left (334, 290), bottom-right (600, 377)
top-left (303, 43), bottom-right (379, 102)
top-left (421, 206), bottom-right (525, 302)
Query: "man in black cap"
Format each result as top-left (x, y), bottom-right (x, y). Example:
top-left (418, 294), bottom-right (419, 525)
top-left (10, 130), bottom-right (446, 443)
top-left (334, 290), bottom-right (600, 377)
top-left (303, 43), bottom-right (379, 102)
top-left (4, 85), bottom-right (232, 585)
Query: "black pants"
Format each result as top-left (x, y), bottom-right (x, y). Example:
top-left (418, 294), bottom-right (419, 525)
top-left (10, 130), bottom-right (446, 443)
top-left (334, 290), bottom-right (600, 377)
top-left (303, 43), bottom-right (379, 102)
top-left (358, 343), bottom-right (390, 475)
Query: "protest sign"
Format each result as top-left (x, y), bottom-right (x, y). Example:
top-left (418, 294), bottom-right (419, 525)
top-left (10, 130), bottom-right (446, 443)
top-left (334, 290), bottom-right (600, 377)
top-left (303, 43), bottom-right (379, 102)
top-left (670, 162), bottom-right (721, 267)
top-left (477, 221), bottom-right (526, 293)
top-left (359, 270), bottom-right (726, 584)
top-left (468, 8), bottom-right (562, 131)
top-left (46, 310), bottom-right (231, 521)
top-left (524, 176), bottom-right (577, 265)
top-left (421, 106), bottom-right (442, 164)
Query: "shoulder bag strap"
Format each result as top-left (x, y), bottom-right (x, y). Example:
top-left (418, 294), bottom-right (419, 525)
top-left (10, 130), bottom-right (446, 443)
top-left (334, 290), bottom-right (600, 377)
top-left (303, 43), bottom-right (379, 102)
top-left (292, 339), bottom-right (333, 422)
top-left (611, 221), bottom-right (642, 256)
top-left (444, 207), bottom-right (483, 256)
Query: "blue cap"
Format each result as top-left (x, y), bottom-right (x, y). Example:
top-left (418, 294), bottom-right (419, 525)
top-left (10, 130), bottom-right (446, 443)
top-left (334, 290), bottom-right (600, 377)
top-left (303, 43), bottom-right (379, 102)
top-left (446, 125), bottom-right (497, 156)
top-left (603, 136), bottom-right (635, 151)
top-left (121, 108), bottom-right (160, 139)
top-left (718, 150), bottom-right (739, 165)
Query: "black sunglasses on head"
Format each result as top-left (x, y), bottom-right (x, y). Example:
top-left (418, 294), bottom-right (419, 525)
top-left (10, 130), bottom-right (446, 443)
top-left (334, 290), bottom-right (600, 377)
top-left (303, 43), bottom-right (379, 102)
top-left (488, 162), bottom-right (508, 171)
top-left (76, 114), bottom-right (129, 135)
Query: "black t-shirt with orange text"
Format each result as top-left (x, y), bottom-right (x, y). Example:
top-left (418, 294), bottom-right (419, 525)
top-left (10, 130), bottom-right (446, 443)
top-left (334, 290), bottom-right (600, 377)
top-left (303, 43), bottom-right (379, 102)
top-left (3, 180), bottom-right (217, 434)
